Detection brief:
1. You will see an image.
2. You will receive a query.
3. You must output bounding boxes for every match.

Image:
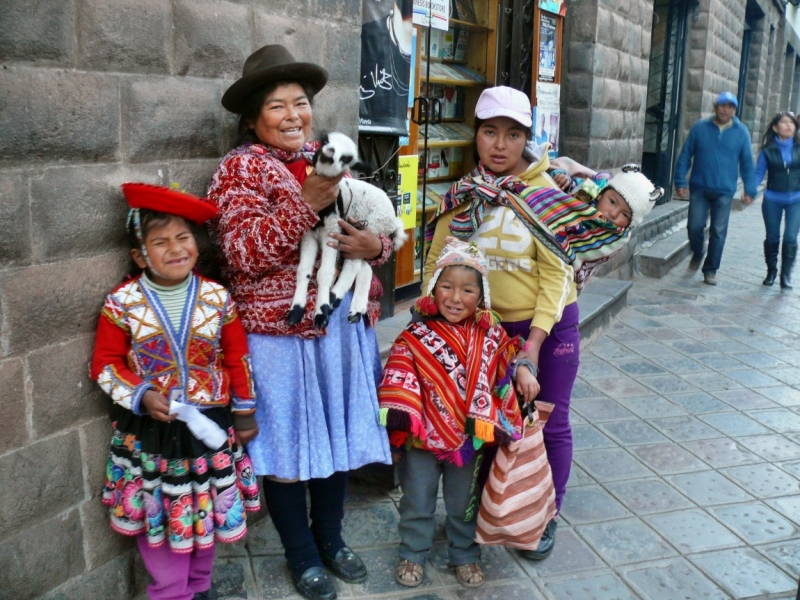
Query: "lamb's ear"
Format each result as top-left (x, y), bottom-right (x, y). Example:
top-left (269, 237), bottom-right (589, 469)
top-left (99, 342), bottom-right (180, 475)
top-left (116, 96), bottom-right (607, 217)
top-left (318, 132), bottom-right (329, 146)
top-left (312, 145), bottom-right (324, 166)
top-left (351, 160), bottom-right (374, 176)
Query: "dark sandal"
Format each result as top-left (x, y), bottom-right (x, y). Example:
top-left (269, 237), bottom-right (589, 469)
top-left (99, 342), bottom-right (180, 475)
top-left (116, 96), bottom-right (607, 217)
top-left (395, 559), bottom-right (424, 587)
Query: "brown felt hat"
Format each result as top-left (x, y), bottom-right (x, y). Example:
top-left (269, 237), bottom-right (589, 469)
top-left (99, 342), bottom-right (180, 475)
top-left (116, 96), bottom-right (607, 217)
top-left (221, 45), bottom-right (328, 114)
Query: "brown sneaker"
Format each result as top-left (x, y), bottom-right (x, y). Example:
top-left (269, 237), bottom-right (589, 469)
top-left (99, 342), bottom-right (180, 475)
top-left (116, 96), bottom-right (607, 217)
top-left (703, 273), bottom-right (717, 286)
top-left (689, 254), bottom-right (703, 271)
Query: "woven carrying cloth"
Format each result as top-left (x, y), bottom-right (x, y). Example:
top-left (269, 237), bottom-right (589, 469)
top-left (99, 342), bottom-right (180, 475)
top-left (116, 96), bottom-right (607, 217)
top-left (476, 401), bottom-right (557, 550)
top-left (424, 164), bottom-right (632, 290)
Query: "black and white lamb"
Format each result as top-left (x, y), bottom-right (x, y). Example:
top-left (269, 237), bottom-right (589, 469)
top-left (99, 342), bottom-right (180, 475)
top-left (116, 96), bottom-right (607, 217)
top-left (287, 132), bottom-right (408, 329)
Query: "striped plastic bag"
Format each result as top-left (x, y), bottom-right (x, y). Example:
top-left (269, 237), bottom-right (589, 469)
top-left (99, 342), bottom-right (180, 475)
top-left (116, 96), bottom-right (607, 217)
top-left (475, 401), bottom-right (557, 550)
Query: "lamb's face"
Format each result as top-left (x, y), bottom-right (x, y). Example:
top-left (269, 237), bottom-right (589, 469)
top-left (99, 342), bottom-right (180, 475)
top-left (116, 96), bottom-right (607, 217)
top-left (314, 132), bottom-right (359, 177)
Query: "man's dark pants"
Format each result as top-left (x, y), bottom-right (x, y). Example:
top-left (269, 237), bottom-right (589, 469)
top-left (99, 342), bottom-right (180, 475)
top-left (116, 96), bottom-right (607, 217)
top-left (687, 189), bottom-right (734, 275)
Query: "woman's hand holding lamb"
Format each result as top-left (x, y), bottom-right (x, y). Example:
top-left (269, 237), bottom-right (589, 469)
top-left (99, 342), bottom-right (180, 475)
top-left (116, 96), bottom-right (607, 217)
top-left (328, 218), bottom-right (383, 260)
top-left (302, 172), bottom-right (343, 213)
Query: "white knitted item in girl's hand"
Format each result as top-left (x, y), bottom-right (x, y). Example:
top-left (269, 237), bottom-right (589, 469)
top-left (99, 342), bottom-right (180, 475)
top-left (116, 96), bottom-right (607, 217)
top-left (169, 399), bottom-right (228, 450)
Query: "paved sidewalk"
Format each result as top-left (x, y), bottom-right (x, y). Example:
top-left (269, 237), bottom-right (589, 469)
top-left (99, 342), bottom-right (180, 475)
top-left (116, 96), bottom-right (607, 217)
top-left (201, 202), bottom-right (800, 600)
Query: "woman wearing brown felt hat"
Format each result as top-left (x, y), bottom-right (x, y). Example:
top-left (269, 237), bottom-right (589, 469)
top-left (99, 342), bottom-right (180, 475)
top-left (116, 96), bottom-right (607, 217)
top-left (207, 45), bottom-right (394, 600)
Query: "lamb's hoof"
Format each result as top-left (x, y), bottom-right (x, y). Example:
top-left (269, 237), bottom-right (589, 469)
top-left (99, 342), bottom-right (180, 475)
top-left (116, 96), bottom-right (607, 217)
top-left (287, 305), bottom-right (305, 325)
top-left (314, 305), bottom-right (333, 329)
top-left (348, 312), bottom-right (363, 324)
top-left (330, 293), bottom-right (342, 309)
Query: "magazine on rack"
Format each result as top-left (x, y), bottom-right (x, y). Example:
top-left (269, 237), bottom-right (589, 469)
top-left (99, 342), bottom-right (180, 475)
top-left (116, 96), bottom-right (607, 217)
top-left (452, 0), bottom-right (478, 23)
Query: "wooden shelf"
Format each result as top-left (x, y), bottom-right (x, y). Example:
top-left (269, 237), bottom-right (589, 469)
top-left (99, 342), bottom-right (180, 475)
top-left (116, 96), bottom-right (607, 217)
top-left (450, 18), bottom-right (494, 32)
top-left (426, 76), bottom-right (486, 86)
top-left (422, 56), bottom-right (469, 65)
top-left (422, 138), bottom-right (474, 148)
top-left (398, 0), bottom-right (497, 290)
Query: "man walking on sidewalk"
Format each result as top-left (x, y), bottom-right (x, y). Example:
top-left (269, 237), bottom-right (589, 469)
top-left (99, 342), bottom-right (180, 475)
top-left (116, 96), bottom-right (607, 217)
top-left (674, 91), bottom-right (757, 285)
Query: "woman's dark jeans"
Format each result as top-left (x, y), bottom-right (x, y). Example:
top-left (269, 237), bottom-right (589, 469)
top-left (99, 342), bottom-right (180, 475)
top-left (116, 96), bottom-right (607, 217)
top-left (762, 199), bottom-right (800, 245)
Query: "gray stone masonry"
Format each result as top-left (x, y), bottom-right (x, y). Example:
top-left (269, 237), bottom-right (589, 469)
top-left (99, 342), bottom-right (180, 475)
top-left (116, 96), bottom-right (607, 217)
top-left (682, 0), bottom-right (746, 129)
top-left (561, 0), bottom-right (653, 169)
top-left (677, 0), bottom-right (792, 159)
top-left (187, 199), bottom-right (800, 600)
top-left (0, 1), bottom-right (362, 597)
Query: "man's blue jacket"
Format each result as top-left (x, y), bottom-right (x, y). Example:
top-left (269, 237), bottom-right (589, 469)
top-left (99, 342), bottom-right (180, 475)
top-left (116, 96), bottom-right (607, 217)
top-left (674, 116), bottom-right (757, 198)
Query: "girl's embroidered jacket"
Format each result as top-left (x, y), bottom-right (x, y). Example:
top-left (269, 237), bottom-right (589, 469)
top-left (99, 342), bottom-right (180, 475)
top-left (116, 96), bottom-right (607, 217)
top-left (90, 274), bottom-right (256, 415)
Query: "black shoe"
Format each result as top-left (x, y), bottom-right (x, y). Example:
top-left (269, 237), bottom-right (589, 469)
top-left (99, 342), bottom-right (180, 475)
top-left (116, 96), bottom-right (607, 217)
top-left (781, 243), bottom-right (797, 289)
top-left (519, 519), bottom-right (557, 561)
top-left (764, 240), bottom-right (780, 286)
top-left (321, 547), bottom-right (368, 583)
top-left (193, 593), bottom-right (211, 600)
top-left (291, 566), bottom-right (337, 600)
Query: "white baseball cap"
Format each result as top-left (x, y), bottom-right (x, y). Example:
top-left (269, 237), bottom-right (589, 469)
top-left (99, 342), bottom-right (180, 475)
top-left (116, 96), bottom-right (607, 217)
top-left (475, 86), bottom-right (533, 128)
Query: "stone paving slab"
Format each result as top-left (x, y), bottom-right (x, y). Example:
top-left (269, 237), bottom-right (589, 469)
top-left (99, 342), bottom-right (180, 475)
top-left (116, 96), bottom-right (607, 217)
top-left (195, 202), bottom-right (800, 599)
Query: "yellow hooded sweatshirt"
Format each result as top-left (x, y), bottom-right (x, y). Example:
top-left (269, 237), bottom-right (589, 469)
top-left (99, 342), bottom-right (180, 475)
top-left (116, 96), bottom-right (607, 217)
top-left (423, 148), bottom-right (578, 334)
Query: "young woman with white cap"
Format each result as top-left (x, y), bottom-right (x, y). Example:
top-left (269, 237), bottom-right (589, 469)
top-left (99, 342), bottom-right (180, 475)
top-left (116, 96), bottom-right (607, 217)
top-left (423, 86), bottom-right (662, 561)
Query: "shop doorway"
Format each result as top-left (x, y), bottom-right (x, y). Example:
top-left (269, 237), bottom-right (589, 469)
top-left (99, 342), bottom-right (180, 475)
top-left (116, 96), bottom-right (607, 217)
top-left (642, 0), bottom-right (689, 201)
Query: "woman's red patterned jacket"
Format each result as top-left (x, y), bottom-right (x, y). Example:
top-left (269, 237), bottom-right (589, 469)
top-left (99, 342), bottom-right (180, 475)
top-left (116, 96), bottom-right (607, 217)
top-left (207, 144), bottom-right (392, 339)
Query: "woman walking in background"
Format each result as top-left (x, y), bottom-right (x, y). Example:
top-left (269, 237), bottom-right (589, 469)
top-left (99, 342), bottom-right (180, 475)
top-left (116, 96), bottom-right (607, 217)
top-left (756, 111), bottom-right (800, 289)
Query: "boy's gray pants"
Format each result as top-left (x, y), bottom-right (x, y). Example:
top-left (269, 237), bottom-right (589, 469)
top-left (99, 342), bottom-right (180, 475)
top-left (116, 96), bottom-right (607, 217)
top-left (397, 446), bottom-right (482, 566)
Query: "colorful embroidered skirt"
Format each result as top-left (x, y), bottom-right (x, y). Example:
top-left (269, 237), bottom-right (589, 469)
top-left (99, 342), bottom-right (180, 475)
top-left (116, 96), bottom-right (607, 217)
top-left (246, 291), bottom-right (392, 480)
top-left (102, 405), bottom-right (260, 553)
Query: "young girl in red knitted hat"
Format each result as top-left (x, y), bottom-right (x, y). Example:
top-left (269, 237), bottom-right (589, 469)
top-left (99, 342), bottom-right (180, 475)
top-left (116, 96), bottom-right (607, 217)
top-left (90, 183), bottom-right (260, 600)
top-left (378, 237), bottom-right (537, 589)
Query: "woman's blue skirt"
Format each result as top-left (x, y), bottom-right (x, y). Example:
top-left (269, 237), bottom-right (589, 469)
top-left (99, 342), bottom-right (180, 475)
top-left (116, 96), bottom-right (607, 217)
top-left (245, 292), bottom-right (392, 480)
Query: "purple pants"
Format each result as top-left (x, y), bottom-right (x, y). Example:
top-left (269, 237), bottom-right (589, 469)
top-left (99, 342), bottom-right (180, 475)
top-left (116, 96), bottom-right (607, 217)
top-left (503, 302), bottom-right (580, 512)
top-left (137, 535), bottom-right (215, 600)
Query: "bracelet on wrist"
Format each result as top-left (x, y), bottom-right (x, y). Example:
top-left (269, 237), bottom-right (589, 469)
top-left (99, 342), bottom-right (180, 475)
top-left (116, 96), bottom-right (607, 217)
top-left (512, 357), bottom-right (539, 379)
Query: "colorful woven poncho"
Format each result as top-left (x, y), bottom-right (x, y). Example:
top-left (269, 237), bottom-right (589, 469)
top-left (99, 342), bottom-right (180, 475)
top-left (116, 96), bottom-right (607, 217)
top-left (378, 317), bottom-right (523, 466)
top-left (424, 164), bottom-right (632, 291)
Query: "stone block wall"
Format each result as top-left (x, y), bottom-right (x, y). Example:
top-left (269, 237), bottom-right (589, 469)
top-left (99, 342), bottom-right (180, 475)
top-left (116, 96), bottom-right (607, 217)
top-left (561, 0), bottom-right (654, 169)
top-left (742, 15), bottom-right (773, 140)
top-left (0, 0), bottom-right (361, 597)
top-left (678, 0), bottom-right (799, 158)
top-left (682, 0), bottom-right (746, 127)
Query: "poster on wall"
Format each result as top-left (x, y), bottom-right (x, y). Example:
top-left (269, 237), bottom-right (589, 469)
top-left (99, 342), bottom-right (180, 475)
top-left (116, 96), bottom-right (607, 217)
top-left (397, 155), bottom-right (419, 230)
top-left (539, 0), bottom-right (566, 16)
top-left (538, 14), bottom-right (557, 82)
top-left (534, 82), bottom-right (560, 158)
top-left (412, 0), bottom-right (450, 30)
top-left (359, 0), bottom-right (414, 135)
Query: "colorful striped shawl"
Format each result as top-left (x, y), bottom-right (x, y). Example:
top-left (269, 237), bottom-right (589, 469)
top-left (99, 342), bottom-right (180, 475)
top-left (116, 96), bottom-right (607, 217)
top-left (378, 319), bottom-right (523, 466)
top-left (424, 164), bottom-right (631, 277)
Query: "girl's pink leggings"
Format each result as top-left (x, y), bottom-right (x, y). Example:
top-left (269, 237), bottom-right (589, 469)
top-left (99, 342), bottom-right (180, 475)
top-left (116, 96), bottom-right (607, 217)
top-left (137, 535), bottom-right (215, 600)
